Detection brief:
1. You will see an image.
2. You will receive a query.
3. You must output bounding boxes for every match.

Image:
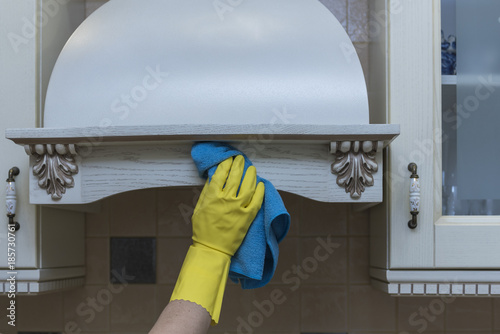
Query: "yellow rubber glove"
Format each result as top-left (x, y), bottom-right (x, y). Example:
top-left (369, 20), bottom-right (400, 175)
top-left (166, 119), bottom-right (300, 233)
top-left (170, 155), bottom-right (265, 325)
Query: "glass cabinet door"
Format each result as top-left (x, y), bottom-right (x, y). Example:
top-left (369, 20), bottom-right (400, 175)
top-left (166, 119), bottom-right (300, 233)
top-left (442, 0), bottom-right (500, 215)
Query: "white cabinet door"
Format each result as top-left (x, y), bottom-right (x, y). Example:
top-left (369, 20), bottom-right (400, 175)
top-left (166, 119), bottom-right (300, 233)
top-left (382, 0), bottom-right (500, 269)
top-left (370, 0), bottom-right (500, 295)
top-left (1, 0), bottom-right (43, 268)
top-left (0, 0), bottom-right (87, 294)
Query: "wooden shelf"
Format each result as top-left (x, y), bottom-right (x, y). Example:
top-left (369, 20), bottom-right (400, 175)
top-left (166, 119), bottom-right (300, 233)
top-left (442, 74), bottom-right (457, 85)
top-left (6, 124), bottom-right (400, 145)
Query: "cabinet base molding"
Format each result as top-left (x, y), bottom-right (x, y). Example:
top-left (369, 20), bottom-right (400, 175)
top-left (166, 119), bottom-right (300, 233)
top-left (0, 267), bottom-right (85, 295)
top-left (371, 269), bottom-right (500, 296)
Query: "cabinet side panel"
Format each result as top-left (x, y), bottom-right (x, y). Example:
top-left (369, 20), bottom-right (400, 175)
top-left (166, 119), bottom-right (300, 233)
top-left (0, 0), bottom-right (40, 268)
top-left (387, 0), bottom-right (437, 268)
top-left (368, 0), bottom-right (389, 269)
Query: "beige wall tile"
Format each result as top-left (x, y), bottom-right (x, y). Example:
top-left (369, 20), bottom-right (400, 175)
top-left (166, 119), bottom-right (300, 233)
top-left (269, 237), bottom-right (300, 285)
top-left (444, 332), bottom-right (495, 334)
top-left (495, 298), bottom-right (500, 329)
top-left (348, 203), bottom-right (370, 235)
top-left (217, 284), bottom-right (300, 333)
top-left (349, 237), bottom-right (369, 284)
top-left (445, 298), bottom-right (493, 331)
top-left (348, 0), bottom-right (369, 42)
top-left (157, 187), bottom-right (200, 237)
top-left (156, 237), bottom-right (191, 284)
top-left (109, 189), bottom-right (157, 236)
top-left (300, 237), bottom-right (347, 285)
top-left (110, 285), bottom-right (157, 332)
top-left (350, 332), bottom-right (408, 334)
top-left (279, 191), bottom-right (301, 237)
top-left (300, 201), bottom-right (348, 236)
top-left (86, 237), bottom-right (109, 284)
top-left (0, 297), bottom-right (12, 332)
top-left (300, 285), bottom-right (347, 332)
top-left (16, 292), bottom-right (63, 331)
top-left (209, 332), bottom-right (299, 334)
top-left (319, 0), bottom-right (348, 30)
top-left (349, 285), bottom-right (396, 331)
top-left (86, 199), bottom-right (109, 236)
top-left (155, 285), bottom-right (175, 319)
top-left (349, 332), bottom-right (398, 334)
top-left (64, 285), bottom-right (110, 332)
top-left (397, 297), bottom-right (445, 333)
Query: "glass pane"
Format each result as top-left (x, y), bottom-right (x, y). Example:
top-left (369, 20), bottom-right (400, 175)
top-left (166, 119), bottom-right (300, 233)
top-left (442, 0), bottom-right (500, 215)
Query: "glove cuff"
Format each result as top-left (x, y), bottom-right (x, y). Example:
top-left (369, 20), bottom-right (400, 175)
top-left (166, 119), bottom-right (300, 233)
top-left (170, 244), bottom-right (231, 325)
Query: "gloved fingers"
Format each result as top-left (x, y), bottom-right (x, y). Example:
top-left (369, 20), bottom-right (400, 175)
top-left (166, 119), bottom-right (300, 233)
top-left (246, 181), bottom-right (265, 211)
top-left (239, 164), bottom-right (257, 204)
top-left (225, 155), bottom-right (245, 197)
top-left (193, 178), bottom-right (210, 215)
top-left (210, 156), bottom-right (234, 192)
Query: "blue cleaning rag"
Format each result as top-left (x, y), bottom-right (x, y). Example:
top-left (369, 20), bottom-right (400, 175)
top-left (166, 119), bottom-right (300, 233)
top-left (191, 142), bottom-right (290, 289)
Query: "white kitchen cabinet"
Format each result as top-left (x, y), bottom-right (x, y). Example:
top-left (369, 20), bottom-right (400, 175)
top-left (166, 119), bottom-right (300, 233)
top-left (0, 0), bottom-right (86, 294)
top-left (370, 0), bottom-right (500, 295)
top-left (5, 0), bottom-right (399, 207)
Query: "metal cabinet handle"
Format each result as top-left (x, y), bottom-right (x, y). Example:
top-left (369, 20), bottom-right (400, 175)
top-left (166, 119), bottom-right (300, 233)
top-left (408, 163), bottom-right (420, 229)
top-left (6, 167), bottom-right (20, 231)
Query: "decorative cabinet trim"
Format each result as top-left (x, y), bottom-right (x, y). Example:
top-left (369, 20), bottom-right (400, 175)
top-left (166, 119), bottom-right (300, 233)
top-left (7, 125), bottom-right (399, 203)
top-left (371, 269), bottom-right (500, 296)
top-left (1, 277), bottom-right (85, 294)
top-left (372, 280), bottom-right (500, 297)
top-left (24, 144), bottom-right (79, 200)
top-left (330, 141), bottom-right (383, 199)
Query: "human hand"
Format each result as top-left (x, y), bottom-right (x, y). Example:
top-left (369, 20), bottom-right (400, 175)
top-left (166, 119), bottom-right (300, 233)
top-left (192, 155), bottom-right (265, 256)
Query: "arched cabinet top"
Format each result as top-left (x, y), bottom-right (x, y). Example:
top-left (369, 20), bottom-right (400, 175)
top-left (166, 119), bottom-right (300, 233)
top-left (43, 0), bottom-right (369, 127)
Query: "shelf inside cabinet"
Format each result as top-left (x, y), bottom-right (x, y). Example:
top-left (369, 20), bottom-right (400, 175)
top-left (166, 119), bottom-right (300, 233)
top-left (442, 74), bottom-right (457, 85)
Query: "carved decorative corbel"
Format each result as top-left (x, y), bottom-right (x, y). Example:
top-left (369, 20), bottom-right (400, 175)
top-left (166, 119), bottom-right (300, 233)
top-left (24, 144), bottom-right (79, 200)
top-left (330, 141), bottom-right (382, 199)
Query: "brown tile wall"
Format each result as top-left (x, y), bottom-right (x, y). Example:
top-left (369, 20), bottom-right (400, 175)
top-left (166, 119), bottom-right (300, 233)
top-left (5, 187), bottom-right (499, 334)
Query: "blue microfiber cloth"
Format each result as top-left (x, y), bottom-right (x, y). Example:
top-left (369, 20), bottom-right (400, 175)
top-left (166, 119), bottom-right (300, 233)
top-left (191, 141), bottom-right (290, 289)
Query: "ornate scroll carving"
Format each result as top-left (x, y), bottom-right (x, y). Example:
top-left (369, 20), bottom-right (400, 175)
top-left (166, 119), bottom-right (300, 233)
top-left (330, 141), bottom-right (382, 199)
top-left (24, 144), bottom-right (79, 200)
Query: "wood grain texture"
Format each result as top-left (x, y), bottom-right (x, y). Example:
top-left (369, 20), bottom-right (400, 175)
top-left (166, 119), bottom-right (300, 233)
top-left (6, 124), bottom-right (400, 144)
top-left (27, 142), bottom-right (383, 204)
top-left (387, 0), bottom-right (437, 268)
top-left (435, 217), bottom-right (500, 268)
